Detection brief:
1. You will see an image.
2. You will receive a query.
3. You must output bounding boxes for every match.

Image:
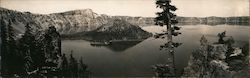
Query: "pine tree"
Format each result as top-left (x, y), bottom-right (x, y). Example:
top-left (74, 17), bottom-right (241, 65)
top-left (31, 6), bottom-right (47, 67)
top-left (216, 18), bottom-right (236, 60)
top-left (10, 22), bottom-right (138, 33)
top-left (69, 50), bottom-right (78, 77)
top-left (1, 18), bottom-right (7, 54)
top-left (1, 17), bottom-right (9, 76)
top-left (26, 23), bottom-right (45, 69)
top-left (79, 57), bottom-right (87, 71)
top-left (79, 57), bottom-right (88, 77)
top-left (7, 19), bottom-right (20, 75)
top-left (61, 53), bottom-right (69, 77)
top-left (1, 19), bottom-right (22, 76)
top-left (155, 0), bottom-right (181, 51)
top-left (44, 26), bottom-right (61, 61)
top-left (154, 0), bottom-right (180, 77)
top-left (19, 23), bottom-right (36, 75)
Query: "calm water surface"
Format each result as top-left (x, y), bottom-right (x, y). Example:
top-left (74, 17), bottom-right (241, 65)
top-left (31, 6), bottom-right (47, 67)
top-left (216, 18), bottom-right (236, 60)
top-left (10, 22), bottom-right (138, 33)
top-left (62, 25), bottom-right (250, 77)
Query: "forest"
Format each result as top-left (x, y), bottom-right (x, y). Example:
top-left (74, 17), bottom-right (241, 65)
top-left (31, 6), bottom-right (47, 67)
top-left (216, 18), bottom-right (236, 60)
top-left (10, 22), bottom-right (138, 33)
top-left (1, 19), bottom-right (90, 78)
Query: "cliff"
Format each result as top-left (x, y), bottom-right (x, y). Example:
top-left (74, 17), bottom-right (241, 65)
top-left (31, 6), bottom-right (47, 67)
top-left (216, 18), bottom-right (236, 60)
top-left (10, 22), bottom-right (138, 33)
top-left (0, 7), bottom-right (249, 35)
top-left (0, 7), bottom-right (154, 35)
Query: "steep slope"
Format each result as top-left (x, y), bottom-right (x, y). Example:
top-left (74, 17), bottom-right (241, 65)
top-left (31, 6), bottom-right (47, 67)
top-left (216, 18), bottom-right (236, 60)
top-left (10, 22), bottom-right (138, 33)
top-left (0, 7), bottom-right (42, 34)
top-left (81, 19), bottom-right (152, 41)
top-left (0, 7), bottom-right (154, 35)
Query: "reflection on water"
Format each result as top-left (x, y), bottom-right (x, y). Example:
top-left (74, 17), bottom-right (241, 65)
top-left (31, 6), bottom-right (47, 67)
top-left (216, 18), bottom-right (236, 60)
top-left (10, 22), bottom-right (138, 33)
top-left (62, 25), bottom-right (250, 77)
top-left (90, 40), bottom-right (144, 52)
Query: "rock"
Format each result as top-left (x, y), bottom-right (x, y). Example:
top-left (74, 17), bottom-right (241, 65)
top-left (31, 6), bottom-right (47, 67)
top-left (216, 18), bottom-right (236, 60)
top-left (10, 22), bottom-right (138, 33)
top-left (230, 47), bottom-right (243, 57)
top-left (209, 44), bottom-right (227, 60)
top-left (182, 36), bottom-right (249, 78)
top-left (210, 60), bottom-right (229, 70)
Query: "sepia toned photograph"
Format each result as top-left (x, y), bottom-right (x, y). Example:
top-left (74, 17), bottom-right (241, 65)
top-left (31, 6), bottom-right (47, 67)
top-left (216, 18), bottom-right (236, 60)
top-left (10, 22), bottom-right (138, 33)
top-left (0, 0), bottom-right (249, 77)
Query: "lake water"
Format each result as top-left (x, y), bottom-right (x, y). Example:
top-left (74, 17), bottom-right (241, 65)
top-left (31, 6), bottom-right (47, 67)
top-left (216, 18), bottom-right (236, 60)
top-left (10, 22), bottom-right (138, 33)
top-left (62, 25), bottom-right (250, 77)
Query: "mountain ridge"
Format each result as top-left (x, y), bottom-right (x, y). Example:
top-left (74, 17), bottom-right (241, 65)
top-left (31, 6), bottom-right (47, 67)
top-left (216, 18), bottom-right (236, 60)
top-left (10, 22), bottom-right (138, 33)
top-left (0, 7), bottom-right (249, 35)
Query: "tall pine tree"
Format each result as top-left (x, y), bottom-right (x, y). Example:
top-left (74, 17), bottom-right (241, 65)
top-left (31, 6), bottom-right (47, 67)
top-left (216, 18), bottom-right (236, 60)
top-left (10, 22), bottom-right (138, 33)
top-left (78, 57), bottom-right (88, 77)
top-left (61, 53), bottom-right (69, 77)
top-left (19, 23), bottom-right (36, 75)
top-left (1, 17), bottom-right (9, 76)
top-left (153, 0), bottom-right (181, 77)
top-left (7, 19), bottom-right (19, 75)
top-left (1, 19), bottom-right (21, 76)
top-left (68, 51), bottom-right (78, 77)
top-left (155, 0), bottom-right (181, 51)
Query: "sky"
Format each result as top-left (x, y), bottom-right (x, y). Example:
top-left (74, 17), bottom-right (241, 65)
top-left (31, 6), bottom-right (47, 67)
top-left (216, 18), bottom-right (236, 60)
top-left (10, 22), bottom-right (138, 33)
top-left (0, 0), bottom-right (249, 17)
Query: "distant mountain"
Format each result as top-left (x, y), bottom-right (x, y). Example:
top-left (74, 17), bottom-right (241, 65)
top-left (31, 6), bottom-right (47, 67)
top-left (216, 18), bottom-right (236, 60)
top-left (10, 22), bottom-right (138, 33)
top-left (177, 16), bottom-right (250, 25)
top-left (69, 19), bottom-right (152, 41)
top-left (0, 7), bottom-right (249, 35)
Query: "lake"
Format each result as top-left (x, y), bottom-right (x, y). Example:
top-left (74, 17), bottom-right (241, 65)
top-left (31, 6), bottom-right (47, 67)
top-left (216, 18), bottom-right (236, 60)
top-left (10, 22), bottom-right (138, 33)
top-left (62, 25), bottom-right (250, 77)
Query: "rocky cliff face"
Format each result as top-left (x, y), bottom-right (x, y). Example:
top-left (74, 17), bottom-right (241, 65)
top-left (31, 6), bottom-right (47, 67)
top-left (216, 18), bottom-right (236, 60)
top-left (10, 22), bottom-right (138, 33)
top-left (0, 7), bottom-right (154, 35)
top-left (1, 7), bottom-right (249, 35)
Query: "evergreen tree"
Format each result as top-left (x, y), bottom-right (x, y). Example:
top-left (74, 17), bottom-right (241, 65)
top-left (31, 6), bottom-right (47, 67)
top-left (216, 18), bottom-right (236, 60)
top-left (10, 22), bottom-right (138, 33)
top-left (0, 18), bottom-right (7, 55)
top-left (155, 0), bottom-right (181, 51)
top-left (44, 26), bottom-right (61, 61)
top-left (79, 57), bottom-right (87, 71)
top-left (69, 50), bottom-right (78, 77)
top-left (154, 0), bottom-right (180, 77)
top-left (1, 19), bottom-right (22, 76)
top-left (1, 17), bottom-right (9, 76)
top-left (6, 19), bottom-right (20, 75)
top-left (32, 38), bottom-right (46, 69)
top-left (27, 23), bottom-right (46, 69)
top-left (61, 53), bottom-right (69, 77)
top-left (79, 57), bottom-right (88, 77)
top-left (19, 23), bottom-right (36, 75)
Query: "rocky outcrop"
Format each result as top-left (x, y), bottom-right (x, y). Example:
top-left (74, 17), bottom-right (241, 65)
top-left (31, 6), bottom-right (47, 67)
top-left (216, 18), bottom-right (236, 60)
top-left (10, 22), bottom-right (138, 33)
top-left (182, 36), bottom-right (250, 78)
